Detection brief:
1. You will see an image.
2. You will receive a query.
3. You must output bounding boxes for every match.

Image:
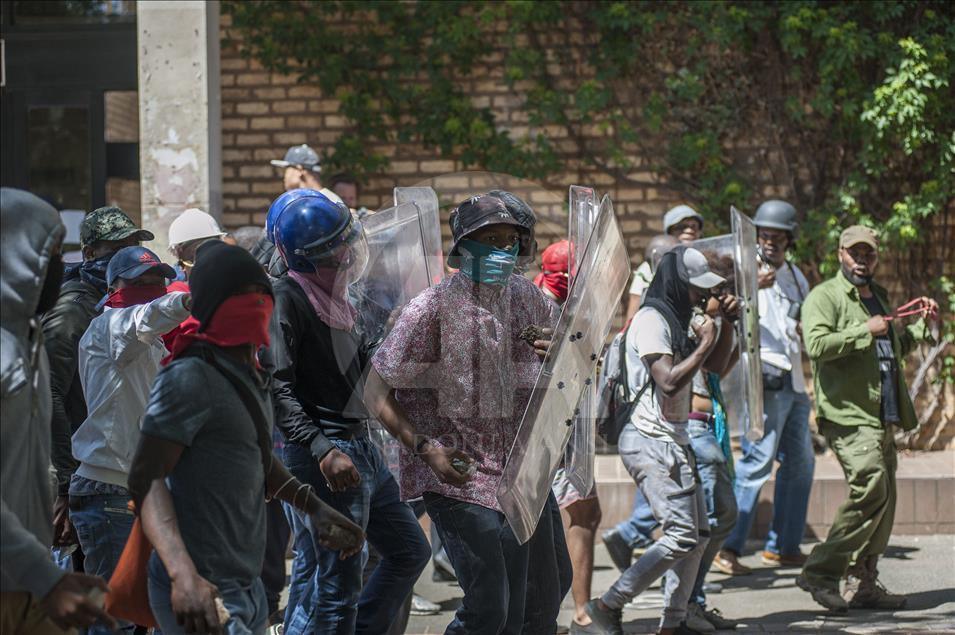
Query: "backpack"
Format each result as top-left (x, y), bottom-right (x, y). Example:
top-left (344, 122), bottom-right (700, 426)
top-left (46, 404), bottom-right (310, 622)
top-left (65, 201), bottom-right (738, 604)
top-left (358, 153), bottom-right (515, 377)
top-left (595, 322), bottom-right (653, 445)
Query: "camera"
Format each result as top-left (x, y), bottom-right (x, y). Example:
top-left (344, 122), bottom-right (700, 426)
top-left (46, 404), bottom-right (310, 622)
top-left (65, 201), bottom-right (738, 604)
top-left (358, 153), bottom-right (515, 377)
top-left (787, 300), bottom-right (802, 321)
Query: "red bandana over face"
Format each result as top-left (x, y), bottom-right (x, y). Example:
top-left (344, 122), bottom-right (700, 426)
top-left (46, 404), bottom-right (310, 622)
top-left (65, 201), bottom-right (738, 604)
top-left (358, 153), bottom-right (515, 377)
top-left (105, 285), bottom-right (167, 308)
top-left (162, 292), bottom-right (274, 365)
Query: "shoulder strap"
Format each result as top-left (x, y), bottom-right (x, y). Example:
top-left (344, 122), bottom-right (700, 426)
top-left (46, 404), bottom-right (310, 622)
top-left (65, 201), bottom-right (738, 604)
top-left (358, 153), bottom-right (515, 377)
top-left (786, 262), bottom-right (806, 302)
top-left (183, 345), bottom-right (273, 478)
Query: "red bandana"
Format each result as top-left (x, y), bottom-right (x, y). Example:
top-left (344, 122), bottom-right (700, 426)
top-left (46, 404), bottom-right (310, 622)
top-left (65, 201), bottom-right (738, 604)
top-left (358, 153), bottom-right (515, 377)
top-left (162, 292), bottom-right (274, 366)
top-left (104, 285), bottom-right (167, 308)
top-left (534, 271), bottom-right (569, 304)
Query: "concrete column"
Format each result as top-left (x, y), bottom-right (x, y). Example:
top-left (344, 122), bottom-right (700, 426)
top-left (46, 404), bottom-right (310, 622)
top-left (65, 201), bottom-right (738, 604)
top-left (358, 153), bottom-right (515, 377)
top-left (137, 0), bottom-right (221, 261)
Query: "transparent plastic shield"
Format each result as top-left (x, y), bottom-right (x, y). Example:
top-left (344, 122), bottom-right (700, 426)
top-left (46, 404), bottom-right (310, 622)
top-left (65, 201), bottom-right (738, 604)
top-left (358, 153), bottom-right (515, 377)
top-left (732, 207), bottom-right (764, 441)
top-left (565, 185), bottom-right (599, 495)
top-left (498, 195), bottom-right (631, 543)
top-left (351, 202), bottom-right (431, 348)
top-left (689, 208), bottom-right (763, 441)
top-left (394, 187), bottom-right (444, 286)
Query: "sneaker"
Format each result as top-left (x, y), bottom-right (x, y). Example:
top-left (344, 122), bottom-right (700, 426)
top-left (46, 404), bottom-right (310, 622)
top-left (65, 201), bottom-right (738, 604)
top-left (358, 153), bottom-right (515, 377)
top-left (570, 620), bottom-right (606, 634)
top-left (625, 590), bottom-right (665, 610)
top-left (795, 574), bottom-right (848, 613)
top-left (761, 550), bottom-right (808, 567)
top-left (701, 607), bottom-right (738, 629)
top-left (267, 625), bottom-right (283, 635)
top-left (410, 593), bottom-right (441, 616)
top-left (712, 550), bottom-right (752, 576)
top-left (601, 529), bottom-right (634, 573)
top-left (673, 622), bottom-right (707, 634)
top-left (846, 580), bottom-right (907, 610)
top-left (684, 604), bottom-right (716, 633)
top-left (584, 599), bottom-right (624, 635)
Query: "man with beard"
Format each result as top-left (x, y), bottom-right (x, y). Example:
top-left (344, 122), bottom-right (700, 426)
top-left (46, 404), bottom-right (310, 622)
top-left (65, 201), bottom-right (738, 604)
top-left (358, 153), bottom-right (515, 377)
top-left (42, 207), bottom-right (153, 552)
top-left (68, 247), bottom-right (189, 635)
top-left (585, 247), bottom-right (737, 635)
top-left (265, 191), bottom-right (430, 634)
top-left (1, 188), bottom-right (115, 633)
top-left (795, 226), bottom-right (937, 613)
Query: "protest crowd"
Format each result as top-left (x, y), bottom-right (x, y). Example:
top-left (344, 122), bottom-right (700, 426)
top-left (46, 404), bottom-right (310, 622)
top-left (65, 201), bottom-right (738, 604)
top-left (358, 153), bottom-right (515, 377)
top-left (0, 140), bottom-right (941, 635)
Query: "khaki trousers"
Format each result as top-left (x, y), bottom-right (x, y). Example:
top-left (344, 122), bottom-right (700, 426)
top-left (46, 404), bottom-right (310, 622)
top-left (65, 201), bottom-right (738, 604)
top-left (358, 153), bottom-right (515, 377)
top-left (801, 421), bottom-right (897, 590)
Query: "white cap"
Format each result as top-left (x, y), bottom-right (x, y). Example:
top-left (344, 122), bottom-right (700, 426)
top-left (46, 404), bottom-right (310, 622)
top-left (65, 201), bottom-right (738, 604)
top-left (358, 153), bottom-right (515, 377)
top-left (683, 248), bottom-right (726, 289)
top-left (168, 208), bottom-right (226, 249)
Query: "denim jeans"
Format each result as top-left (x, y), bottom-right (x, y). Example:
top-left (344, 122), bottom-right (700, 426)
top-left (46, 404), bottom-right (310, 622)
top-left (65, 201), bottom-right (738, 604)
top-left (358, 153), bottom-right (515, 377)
top-left (68, 488), bottom-right (136, 635)
top-left (262, 498), bottom-right (291, 617)
top-left (523, 492), bottom-right (573, 635)
top-left (148, 554), bottom-right (268, 635)
top-left (614, 490), bottom-right (657, 549)
top-left (723, 374), bottom-right (814, 556)
top-left (602, 428), bottom-right (708, 630)
top-left (686, 420), bottom-right (737, 607)
top-left (425, 492), bottom-right (530, 635)
top-left (283, 438), bottom-right (430, 635)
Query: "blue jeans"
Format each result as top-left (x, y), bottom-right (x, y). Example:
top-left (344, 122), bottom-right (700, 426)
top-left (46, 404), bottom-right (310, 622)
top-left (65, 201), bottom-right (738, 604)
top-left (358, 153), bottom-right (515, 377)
top-left (523, 492), bottom-right (572, 634)
top-left (148, 554), bottom-right (268, 635)
top-left (425, 492), bottom-right (531, 635)
top-left (283, 438), bottom-right (430, 635)
top-left (723, 375), bottom-right (814, 556)
top-left (69, 489), bottom-right (136, 635)
top-left (686, 420), bottom-right (737, 607)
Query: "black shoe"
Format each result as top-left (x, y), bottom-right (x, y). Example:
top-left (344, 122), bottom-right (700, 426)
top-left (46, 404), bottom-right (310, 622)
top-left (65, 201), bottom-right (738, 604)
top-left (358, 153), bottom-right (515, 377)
top-left (601, 529), bottom-right (633, 573)
top-left (584, 599), bottom-right (623, 635)
top-left (672, 621), bottom-right (706, 634)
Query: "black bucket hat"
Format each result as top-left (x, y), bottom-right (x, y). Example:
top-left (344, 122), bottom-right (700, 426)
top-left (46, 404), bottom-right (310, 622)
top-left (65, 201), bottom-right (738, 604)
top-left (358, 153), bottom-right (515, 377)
top-left (447, 195), bottom-right (527, 268)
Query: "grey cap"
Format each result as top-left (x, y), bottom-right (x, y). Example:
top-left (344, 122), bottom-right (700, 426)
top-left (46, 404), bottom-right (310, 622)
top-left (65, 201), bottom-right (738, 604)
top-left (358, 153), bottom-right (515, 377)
top-left (683, 247), bottom-right (726, 289)
top-left (270, 144), bottom-right (321, 173)
top-left (663, 205), bottom-right (704, 233)
top-left (754, 200), bottom-right (798, 232)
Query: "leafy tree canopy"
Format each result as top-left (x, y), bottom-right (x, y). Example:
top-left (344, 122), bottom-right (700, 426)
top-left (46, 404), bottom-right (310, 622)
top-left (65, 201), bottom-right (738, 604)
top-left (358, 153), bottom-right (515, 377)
top-left (226, 1), bottom-right (953, 284)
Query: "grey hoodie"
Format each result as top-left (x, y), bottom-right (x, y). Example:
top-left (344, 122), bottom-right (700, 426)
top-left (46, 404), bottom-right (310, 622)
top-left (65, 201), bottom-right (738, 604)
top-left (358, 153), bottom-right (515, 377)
top-left (1, 188), bottom-right (67, 597)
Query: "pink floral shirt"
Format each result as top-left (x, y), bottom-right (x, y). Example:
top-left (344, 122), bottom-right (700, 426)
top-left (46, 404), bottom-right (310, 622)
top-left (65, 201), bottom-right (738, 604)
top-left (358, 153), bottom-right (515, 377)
top-left (372, 272), bottom-right (558, 511)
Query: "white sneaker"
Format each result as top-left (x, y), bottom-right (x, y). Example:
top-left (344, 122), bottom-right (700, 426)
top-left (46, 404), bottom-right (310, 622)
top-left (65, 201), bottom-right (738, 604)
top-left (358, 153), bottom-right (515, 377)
top-left (623, 590), bottom-right (665, 610)
top-left (685, 603), bottom-right (716, 633)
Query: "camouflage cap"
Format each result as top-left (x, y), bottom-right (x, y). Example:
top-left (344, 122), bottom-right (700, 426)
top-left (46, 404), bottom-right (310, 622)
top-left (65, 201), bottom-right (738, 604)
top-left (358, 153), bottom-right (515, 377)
top-left (80, 206), bottom-right (154, 247)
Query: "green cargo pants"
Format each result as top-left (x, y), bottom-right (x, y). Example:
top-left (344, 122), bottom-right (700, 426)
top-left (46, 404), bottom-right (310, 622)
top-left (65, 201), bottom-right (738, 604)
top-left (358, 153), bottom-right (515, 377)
top-left (801, 420), bottom-right (897, 590)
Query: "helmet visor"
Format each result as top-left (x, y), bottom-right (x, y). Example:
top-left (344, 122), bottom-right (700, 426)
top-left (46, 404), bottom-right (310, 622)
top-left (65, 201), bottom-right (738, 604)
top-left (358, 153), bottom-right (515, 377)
top-left (295, 218), bottom-right (369, 283)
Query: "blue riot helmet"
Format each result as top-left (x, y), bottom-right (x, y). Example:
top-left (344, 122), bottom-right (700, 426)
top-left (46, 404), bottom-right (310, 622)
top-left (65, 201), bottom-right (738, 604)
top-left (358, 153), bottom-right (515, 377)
top-left (273, 191), bottom-right (369, 278)
top-left (266, 188), bottom-right (316, 244)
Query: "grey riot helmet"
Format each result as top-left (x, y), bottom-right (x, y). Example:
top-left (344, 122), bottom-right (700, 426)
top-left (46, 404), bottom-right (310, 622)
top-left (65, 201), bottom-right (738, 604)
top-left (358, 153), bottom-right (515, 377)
top-left (754, 200), bottom-right (798, 233)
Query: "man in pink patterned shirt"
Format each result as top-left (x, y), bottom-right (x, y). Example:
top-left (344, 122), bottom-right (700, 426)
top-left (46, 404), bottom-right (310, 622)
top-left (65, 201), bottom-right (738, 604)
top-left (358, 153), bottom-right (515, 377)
top-left (366, 194), bottom-right (558, 635)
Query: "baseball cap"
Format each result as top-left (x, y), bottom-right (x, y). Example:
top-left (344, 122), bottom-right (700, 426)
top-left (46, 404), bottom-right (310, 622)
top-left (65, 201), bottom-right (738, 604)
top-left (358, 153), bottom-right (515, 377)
top-left (840, 225), bottom-right (879, 250)
top-left (663, 205), bottom-right (704, 233)
top-left (270, 144), bottom-right (321, 173)
top-left (106, 246), bottom-right (176, 287)
top-left (80, 206), bottom-right (154, 247)
top-left (447, 195), bottom-right (526, 265)
top-left (682, 247), bottom-right (726, 290)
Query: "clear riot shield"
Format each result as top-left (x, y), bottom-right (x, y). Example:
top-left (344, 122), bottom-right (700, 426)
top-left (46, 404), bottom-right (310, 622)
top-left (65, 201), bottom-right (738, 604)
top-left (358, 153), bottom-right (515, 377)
top-left (689, 207), bottom-right (764, 441)
top-left (354, 200), bottom-right (434, 479)
top-left (564, 185), bottom-right (599, 495)
top-left (498, 195), bottom-right (631, 544)
top-left (394, 187), bottom-right (444, 286)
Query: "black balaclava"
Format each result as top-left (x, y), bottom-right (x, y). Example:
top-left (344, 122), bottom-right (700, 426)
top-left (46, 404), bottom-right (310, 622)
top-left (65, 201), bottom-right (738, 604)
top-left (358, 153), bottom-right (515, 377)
top-left (189, 240), bottom-right (272, 331)
top-left (641, 245), bottom-right (696, 359)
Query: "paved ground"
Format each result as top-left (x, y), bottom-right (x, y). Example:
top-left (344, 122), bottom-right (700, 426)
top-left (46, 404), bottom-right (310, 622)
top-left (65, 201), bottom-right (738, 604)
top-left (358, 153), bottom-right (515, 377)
top-left (404, 534), bottom-right (955, 634)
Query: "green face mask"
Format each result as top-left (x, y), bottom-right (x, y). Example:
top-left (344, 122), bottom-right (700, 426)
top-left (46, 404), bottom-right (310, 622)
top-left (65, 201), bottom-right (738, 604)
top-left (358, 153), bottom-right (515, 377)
top-left (458, 239), bottom-right (519, 286)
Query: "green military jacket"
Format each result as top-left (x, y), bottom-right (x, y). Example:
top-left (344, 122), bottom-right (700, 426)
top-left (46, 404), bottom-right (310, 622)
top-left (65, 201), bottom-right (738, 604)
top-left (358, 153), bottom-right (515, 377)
top-left (801, 269), bottom-right (930, 431)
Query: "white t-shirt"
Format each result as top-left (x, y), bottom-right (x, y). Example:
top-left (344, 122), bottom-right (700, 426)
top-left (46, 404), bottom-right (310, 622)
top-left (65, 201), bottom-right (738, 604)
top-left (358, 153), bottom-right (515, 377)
top-left (626, 307), bottom-right (691, 444)
top-left (757, 261), bottom-right (810, 393)
top-left (628, 261), bottom-right (653, 298)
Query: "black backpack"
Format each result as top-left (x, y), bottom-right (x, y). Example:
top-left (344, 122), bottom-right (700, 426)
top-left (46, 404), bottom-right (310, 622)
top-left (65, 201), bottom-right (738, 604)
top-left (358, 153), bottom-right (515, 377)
top-left (595, 322), bottom-right (653, 445)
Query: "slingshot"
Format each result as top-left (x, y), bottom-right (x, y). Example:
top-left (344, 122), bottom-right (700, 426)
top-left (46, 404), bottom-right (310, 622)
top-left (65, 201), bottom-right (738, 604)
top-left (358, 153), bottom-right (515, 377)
top-left (886, 297), bottom-right (938, 321)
